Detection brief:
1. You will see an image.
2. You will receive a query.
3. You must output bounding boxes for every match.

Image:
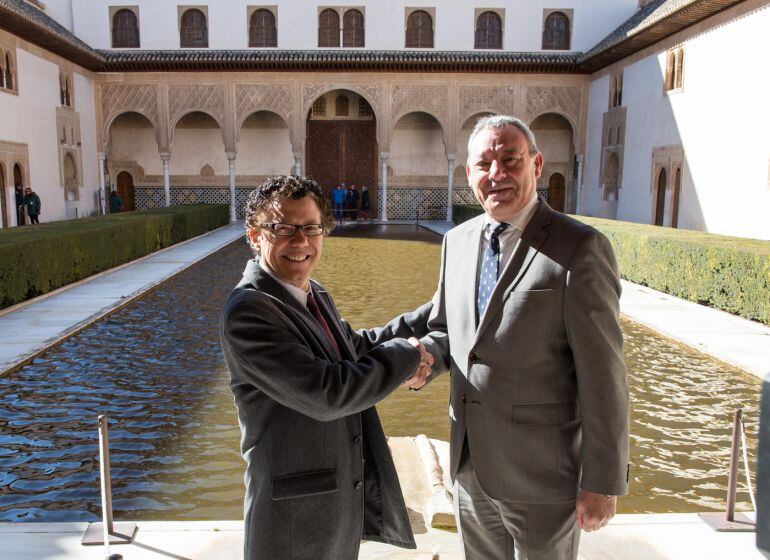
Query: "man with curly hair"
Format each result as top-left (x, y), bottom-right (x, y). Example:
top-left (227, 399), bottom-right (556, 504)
top-left (220, 175), bottom-right (433, 560)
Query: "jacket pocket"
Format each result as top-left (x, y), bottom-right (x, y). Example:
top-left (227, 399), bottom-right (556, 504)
top-left (511, 402), bottom-right (576, 425)
top-left (271, 469), bottom-right (338, 500)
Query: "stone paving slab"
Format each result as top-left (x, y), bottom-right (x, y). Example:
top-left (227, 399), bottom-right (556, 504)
top-left (0, 515), bottom-right (762, 559)
top-left (0, 223), bottom-right (245, 375)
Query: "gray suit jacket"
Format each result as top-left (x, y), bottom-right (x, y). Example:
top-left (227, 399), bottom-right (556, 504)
top-left (426, 201), bottom-right (629, 503)
top-left (220, 260), bottom-right (431, 559)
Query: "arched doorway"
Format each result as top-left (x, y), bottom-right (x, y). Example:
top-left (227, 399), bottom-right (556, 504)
top-left (0, 163), bottom-right (7, 228)
top-left (654, 168), bottom-right (667, 226)
top-left (108, 111), bottom-right (160, 209)
top-left (547, 173), bottom-right (566, 212)
top-left (306, 89), bottom-right (377, 205)
top-left (13, 163), bottom-right (24, 226)
top-left (603, 153), bottom-right (619, 220)
top-left (63, 153), bottom-right (78, 201)
top-left (530, 113), bottom-right (575, 212)
top-left (117, 171), bottom-right (135, 211)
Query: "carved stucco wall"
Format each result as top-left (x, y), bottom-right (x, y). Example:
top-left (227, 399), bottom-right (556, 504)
top-left (100, 83), bottom-right (158, 135)
top-left (391, 84), bottom-right (448, 129)
top-left (525, 85), bottom-right (582, 133)
top-left (168, 83), bottom-right (226, 131)
top-left (458, 85), bottom-right (518, 126)
top-left (235, 83), bottom-right (293, 129)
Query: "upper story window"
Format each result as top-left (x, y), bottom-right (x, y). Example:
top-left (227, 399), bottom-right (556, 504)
top-left (542, 11), bottom-right (570, 50)
top-left (180, 8), bottom-right (208, 48)
top-left (318, 8), bottom-right (340, 47)
top-left (664, 47), bottom-right (684, 93)
top-left (249, 8), bottom-right (277, 47)
top-left (358, 97), bottom-right (373, 117)
top-left (335, 95), bottom-right (349, 117)
top-left (343, 9), bottom-right (364, 48)
top-left (609, 72), bottom-right (623, 108)
top-left (475, 11), bottom-right (502, 49)
top-left (406, 10), bottom-right (433, 48)
top-left (111, 8), bottom-right (140, 48)
top-left (1, 50), bottom-right (15, 92)
top-left (312, 97), bottom-right (326, 116)
top-left (59, 73), bottom-right (73, 107)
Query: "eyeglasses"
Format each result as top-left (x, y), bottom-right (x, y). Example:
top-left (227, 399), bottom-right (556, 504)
top-left (259, 223), bottom-right (325, 237)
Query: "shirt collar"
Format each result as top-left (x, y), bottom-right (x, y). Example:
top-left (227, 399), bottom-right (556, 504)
top-left (483, 193), bottom-right (539, 233)
top-left (259, 257), bottom-right (310, 306)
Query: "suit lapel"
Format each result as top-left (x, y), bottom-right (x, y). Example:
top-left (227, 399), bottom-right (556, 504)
top-left (473, 202), bottom-right (552, 346)
top-left (246, 261), bottom-right (342, 362)
top-left (462, 218), bottom-right (485, 344)
top-left (312, 285), bottom-right (357, 361)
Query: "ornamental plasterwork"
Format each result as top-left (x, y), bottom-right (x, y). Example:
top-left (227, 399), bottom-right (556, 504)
top-left (0, 141), bottom-right (29, 186)
top-left (235, 84), bottom-right (292, 126)
top-left (100, 84), bottom-right (158, 129)
top-left (391, 85), bottom-right (448, 125)
top-left (302, 84), bottom-right (382, 112)
top-left (525, 86), bottom-right (582, 127)
top-left (168, 84), bottom-right (226, 128)
top-left (458, 85), bottom-right (518, 124)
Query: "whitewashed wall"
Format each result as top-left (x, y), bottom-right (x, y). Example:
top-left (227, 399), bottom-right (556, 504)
top-left (65, 0), bottom-right (637, 52)
top-left (0, 47), bottom-right (99, 223)
top-left (583, 5), bottom-right (770, 240)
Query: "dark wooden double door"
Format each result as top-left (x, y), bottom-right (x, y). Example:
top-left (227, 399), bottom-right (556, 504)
top-left (306, 120), bottom-right (377, 206)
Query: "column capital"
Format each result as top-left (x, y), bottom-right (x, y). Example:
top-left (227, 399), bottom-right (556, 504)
top-left (98, 152), bottom-right (107, 162)
top-left (446, 154), bottom-right (456, 163)
top-left (379, 152), bottom-right (389, 161)
top-left (226, 152), bottom-right (237, 161)
top-left (160, 153), bottom-right (171, 163)
top-left (576, 153), bottom-right (584, 163)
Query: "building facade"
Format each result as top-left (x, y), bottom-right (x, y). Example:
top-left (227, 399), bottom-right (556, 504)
top-left (0, 0), bottom-right (768, 240)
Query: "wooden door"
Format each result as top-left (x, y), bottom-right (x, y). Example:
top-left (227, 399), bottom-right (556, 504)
top-left (117, 171), bottom-right (135, 211)
top-left (654, 169), bottom-right (666, 226)
top-left (306, 120), bottom-right (377, 207)
top-left (548, 173), bottom-right (566, 212)
top-left (0, 165), bottom-right (7, 228)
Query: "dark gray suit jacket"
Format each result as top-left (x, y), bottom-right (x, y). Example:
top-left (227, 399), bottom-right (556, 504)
top-left (426, 201), bottom-right (630, 503)
top-left (220, 260), bottom-right (431, 560)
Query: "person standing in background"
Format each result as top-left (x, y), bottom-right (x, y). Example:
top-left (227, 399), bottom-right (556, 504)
top-left (15, 185), bottom-right (25, 226)
top-left (360, 185), bottom-right (372, 221)
top-left (346, 184), bottom-right (359, 221)
top-left (23, 188), bottom-right (41, 225)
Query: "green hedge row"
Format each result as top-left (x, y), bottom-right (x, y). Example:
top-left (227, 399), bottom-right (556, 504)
top-left (452, 204), bottom-right (770, 325)
top-left (0, 204), bottom-right (229, 309)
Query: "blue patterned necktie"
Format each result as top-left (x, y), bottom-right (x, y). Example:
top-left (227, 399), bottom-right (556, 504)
top-left (477, 222), bottom-right (509, 321)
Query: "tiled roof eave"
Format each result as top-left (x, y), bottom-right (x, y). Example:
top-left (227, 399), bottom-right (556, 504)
top-left (578, 0), bottom-right (748, 73)
top-left (98, 50), bottom-right (582, 74)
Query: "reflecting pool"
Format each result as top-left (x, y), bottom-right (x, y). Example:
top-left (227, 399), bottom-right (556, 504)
top-left (0, 225), bottom-right (759, 521)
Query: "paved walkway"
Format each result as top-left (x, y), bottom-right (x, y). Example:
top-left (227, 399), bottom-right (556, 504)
top-left (1, 514), bottom-right (762, 559)
top-left (419, 221), bottom-right (770, 380)
top-left (0, 222), bottom-right (245, 375)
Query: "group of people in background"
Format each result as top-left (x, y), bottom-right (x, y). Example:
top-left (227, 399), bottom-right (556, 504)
top-left (14, 185), bottom-right (41, 225)
top-left (331, 182), bottom-right (371, 222)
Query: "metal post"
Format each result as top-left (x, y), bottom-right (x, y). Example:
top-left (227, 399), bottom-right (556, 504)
top-left (699, 408), bottom-right (756, 531)
top-left (82, 416), bottom-right (137, 546)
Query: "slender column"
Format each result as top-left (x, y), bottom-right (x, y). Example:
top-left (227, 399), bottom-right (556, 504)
top-left (227, 153), bottom-right (237, 223)
top-left (293, 152), bottom-right (301, 176)
top-left (161, 153), bottom-right (171, 207)
top-left (446, 154), bottom-right (455, 222)
top-left (575, 154), bottom-right (584, 215)
top-left (98, 153), bottom-right (107, 215)
top-left (380, 152), bottom-right (389, 221)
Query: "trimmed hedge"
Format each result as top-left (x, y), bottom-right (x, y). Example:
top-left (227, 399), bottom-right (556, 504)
top-left (0, 204), bottom-right (229, 309)
top-left (452, 204), bottom-right (770, 325)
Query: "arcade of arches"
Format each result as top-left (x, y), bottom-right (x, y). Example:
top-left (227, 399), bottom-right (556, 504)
top-left (97, 75), bottom-right (586, 219)
top-left (0, 141), bottom-right (29, 228)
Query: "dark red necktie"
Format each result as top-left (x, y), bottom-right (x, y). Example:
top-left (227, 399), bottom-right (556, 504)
top-left (306, 292), bottom-right (341, 359)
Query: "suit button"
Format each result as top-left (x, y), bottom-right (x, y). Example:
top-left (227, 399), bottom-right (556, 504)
top-left (461, 396), bottom-right (466, 403)
top-left (353, 435), bottom-right (361, 445)
top-left (354, 481), bottom-right (363, 490)
top-left (469, 353), bottom-right (479, 364)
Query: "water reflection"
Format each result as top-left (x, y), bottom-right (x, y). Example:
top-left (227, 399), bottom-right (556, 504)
top-left (0, 225), bottom-right (759, 521)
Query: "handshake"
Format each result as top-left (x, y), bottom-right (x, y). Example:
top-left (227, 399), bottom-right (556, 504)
top-left (404, 337), bottom-right (434, 390)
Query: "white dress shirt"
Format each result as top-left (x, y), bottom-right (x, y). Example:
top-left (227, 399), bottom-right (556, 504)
top-left (478, 193), bottom-right (540, 276)
top-left (259, 257), bottom-right (309, 305)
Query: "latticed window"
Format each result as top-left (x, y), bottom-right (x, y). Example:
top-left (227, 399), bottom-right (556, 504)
top-left (475, 11), bottom-right (502, 49)
top-left (112, 9), bottom-right (139, 48)
top-left (180, 9), bottom-right (208, 48)
top-left (249, 9), bottom-right (277, 47)
top-left (335, 95), bottom-right (349, 117)
top-left (664, 48), bottom-right (684, 92)
top-left (406, 10), bottom-right (433, 48)
top-left (318, 9), bottom-right (340, 47)
top-left (542, 12), bottom-right (570, 50)
top-left (358, 98), bottom-right (373, 117)
top-left (312, 97), bottom-right (326, 116)
top-left (343, 9), bottom-right (364, 48)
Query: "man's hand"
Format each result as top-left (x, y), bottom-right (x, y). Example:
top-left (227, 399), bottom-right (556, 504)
top-left (404, 337), bottom-right (433, 390)
top-left (576, 490), bottom-right (616, 532)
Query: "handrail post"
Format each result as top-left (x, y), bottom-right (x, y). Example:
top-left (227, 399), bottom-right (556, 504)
top-left (699, 408), bottom-right (756, 531)
top-left (82, 416), bottom-right (137, 547)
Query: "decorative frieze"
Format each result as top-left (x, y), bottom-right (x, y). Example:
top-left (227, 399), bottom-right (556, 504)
top-left (391, 84), bottom-right (448, 125)
top-left (168, 83), bottom-right (226, 127)
top-left (525, 85), bottom-right (581, 126)
top-left (458, 85), bottom-right (517, 124)
top-left (100, 83), bottom-right (158, 127)
top-left (235, 83), bottom-right (293, 126)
